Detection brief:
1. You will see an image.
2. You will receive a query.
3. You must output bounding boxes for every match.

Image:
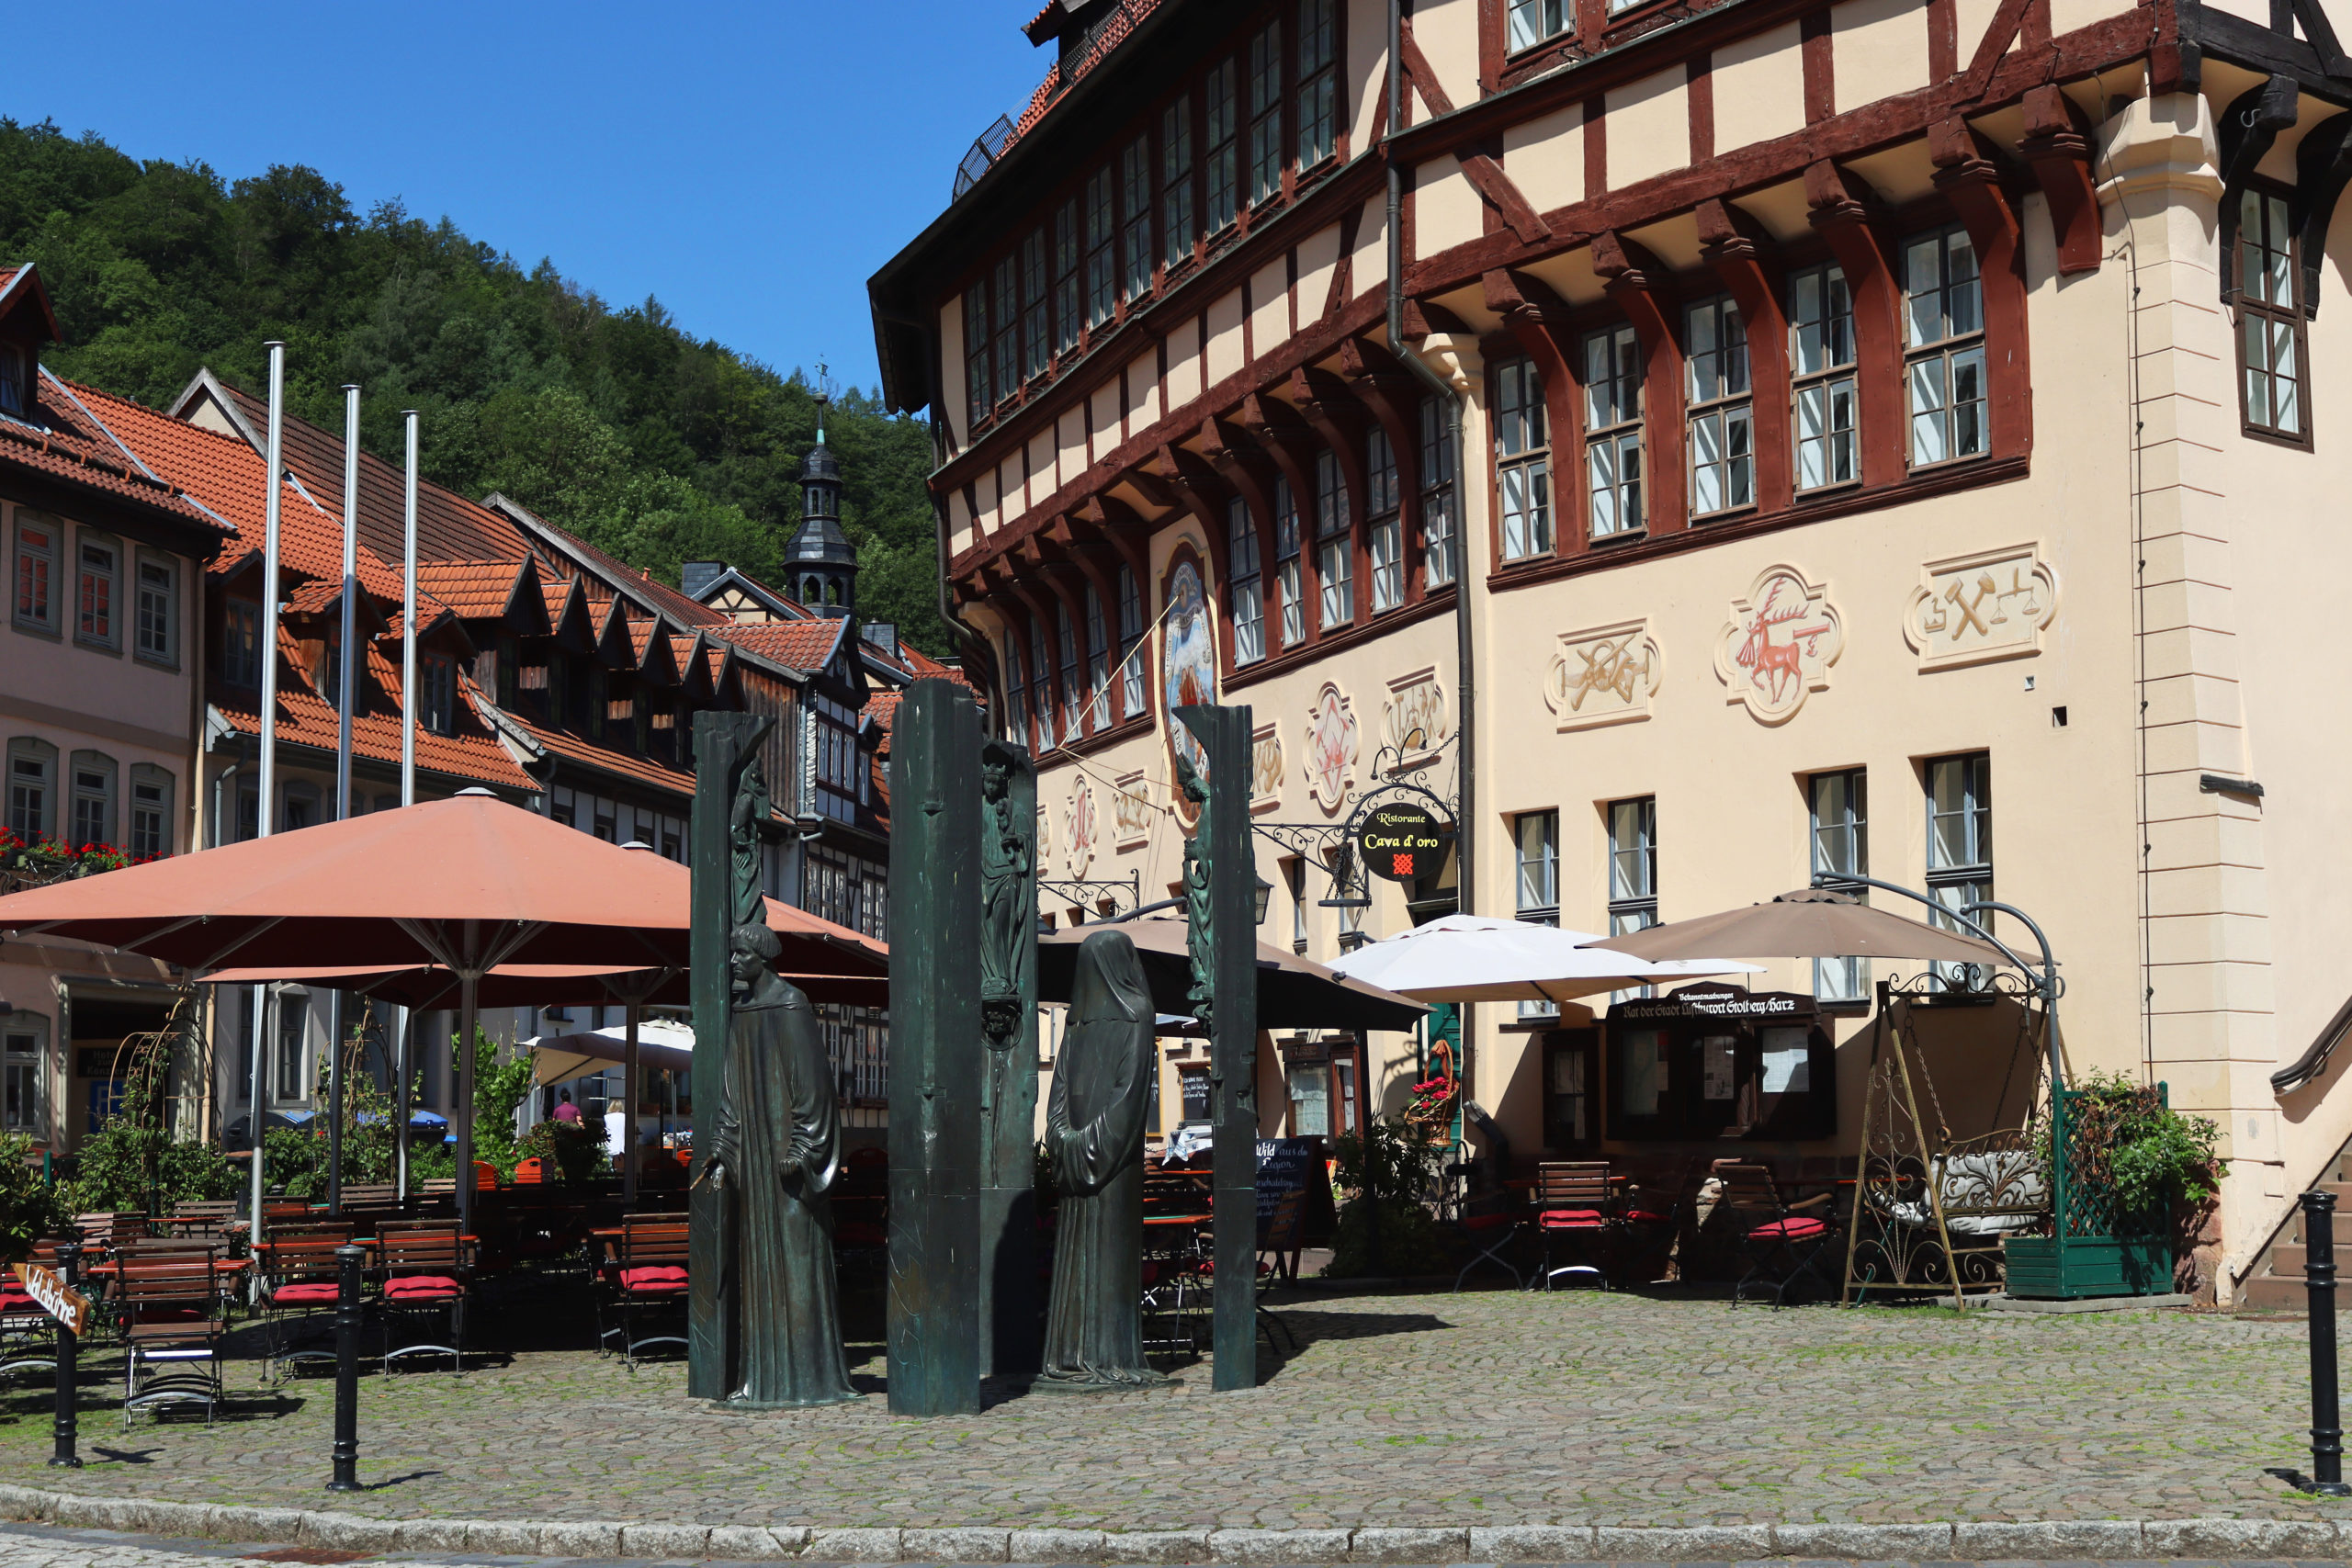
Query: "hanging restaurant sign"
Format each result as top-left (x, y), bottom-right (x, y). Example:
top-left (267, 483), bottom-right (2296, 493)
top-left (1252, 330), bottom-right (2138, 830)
top-left (1608, 984), bottom-right (1818, 1022)
top-left (1356, 802), bottom-right (1453, 883)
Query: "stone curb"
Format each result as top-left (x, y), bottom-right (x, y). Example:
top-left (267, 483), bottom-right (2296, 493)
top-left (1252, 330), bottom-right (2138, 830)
top-left (0, 1489), bottom-right (2338, 1562)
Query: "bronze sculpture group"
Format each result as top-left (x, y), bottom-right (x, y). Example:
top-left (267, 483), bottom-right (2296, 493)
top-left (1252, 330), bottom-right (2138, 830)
top-left (684, 684), bottom-right (1255, 1411)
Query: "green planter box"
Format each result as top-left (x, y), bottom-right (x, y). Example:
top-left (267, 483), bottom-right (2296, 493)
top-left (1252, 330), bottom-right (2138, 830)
top-left (2002, 1233), bottom-right (2171, 1299)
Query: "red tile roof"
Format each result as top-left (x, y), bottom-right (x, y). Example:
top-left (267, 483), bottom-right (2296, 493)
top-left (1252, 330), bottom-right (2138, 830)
top-left (1001, 0), bottom-right (1161, 155)
top-left (0, 378), bottom-right (233, 537)
top-left (487, 492), bottom-right (728, 629)
top-left (415, 559), bottom-right (529, 618)
top-left (501, 710), bottom-right (699, 798)
top-left (707, 617), bottom-right (847, 674)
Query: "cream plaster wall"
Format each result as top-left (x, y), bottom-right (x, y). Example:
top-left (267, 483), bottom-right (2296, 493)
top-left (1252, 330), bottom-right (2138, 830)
top-left (1415, 156), bottom-right (1487, 258)
top-left (1352, 197), bottom-right (1390, 295)
top-left (1167, 317), bottom-right (1205, 412)
top-left (1297, 224), bottom-right (1347, 327)
top-left (1206, 289), bottom-right (1249, 386)
top-left (1089, 378), bottom-right (1123, 455)
top-left (1831, 0), bottom-right (1930, 116)
top-left (1954, 0), bottom-right (2002, 69)
top-left (1250, 259), bottom-right (1293, 364)
top-left (1348, 0), bottom-right (1390, 152)
top-left (1606, 72), bottom-right (1690, 190)
top-left (1413, 0), bottom-right (1482, 116)
top-left (1713, 25), bottom-right (1808, 153)
top-left (1503, 107), bottom-right (1586, 216)
top-left (1127, 352), bottom-right (1162, 431)
top-left (1058, 409), bottom-right (1088, 491)
top-left (2049, 0), bottom-right (2137, 39)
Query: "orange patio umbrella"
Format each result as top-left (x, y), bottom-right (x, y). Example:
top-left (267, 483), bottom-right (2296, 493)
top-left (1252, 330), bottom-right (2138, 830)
top-left (0, 793), bottom-right (887, 1223)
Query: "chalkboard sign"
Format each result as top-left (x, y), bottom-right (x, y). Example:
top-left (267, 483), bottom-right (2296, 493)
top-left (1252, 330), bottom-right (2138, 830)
top-left (1255, 1137), bottom-right (1317, 1224)
top-left (1180, 1070), bottom-right (1211, 1124)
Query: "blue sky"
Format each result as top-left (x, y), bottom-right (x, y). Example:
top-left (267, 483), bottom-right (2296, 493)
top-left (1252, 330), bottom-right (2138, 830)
top-left (16, 2), bottom-right (1050, 394)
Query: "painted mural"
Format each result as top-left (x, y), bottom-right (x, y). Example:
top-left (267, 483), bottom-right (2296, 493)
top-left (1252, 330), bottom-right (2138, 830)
top-left (1064, 778), bottom-right (1100, 877)
top-left (1714, 565), bottom-right (1844, 725)
top-left (1302, 682), bottom-right (1360, 815)
top-left (1161, 556), bottom-right (1218, 810)
top-left (1251, 723), bottom-right (1284, 814)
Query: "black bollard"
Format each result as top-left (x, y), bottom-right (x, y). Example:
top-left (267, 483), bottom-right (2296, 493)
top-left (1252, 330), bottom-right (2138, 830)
top-left (328, 1243), bottom-right (363, 1492)
top-left (49, 1242), bottom-right (78, 1469)
top-left (2304, 1190), bottom-right (2352, 1496)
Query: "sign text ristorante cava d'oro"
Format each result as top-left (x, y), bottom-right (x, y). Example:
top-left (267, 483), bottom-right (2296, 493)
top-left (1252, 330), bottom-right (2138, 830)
top-left (1357, 803), bottom-right (1452, 883)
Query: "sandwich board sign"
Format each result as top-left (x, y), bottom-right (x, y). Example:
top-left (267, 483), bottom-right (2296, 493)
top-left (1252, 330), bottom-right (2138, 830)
top-left (11, 1262), bottom-right (88, 1337)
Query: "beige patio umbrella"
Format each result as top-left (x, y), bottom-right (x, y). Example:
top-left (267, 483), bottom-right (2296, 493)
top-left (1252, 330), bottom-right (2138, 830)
top-left (1585, 887), bottom-right (2015, 967)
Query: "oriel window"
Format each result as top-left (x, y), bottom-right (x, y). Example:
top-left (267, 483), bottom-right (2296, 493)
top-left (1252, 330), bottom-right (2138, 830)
top-left (1314, 447), bottom-right (1351, 629)
top-left (1685, 296), bottom-right (1753, 518)
top-left (1496, 356), bottom-right (1553, 560)
top-left (1205, 59), bottom-right (1239, 233)
top-left (992, 253), bottom-right (1021, 404)
top-left (1273, 475), bottom-right (1306, 648)
top-left (1904, 226), bottom-right (1986, 467)
top-left (2237, 187), bottom-right (2307, 441)
top-left (1161, 101), bottom-right (1194, 271)
top-left (1790, 264), bottom-right (1858, 491)
top-left (1295, 0), bottom-right (1338, 170)
top-left (1248, 20), bottom-right (1284, 206)
top-left (1585, 326), bottom-right (1645, 537)
top-left (1053, 197), bottom-right (1083, 354)
top-left (1085, 166), bottom-right (1117, 327)
top-left (1021, 230), bottom-right (1049, 380)
top-left (1121, 137), bottom-right (1154, 303)
top-left (1366, 424), bottom-right (1402, 612)
top-left (1227, 497), bottom-right (1265, 667)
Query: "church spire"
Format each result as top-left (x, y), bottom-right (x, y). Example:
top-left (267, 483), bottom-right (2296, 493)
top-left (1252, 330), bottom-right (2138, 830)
top-left (786, 363), bottom-right (858, 619)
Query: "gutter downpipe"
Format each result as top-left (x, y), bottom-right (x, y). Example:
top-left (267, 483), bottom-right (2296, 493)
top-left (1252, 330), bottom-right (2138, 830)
top-left (1387, 0), bottom-right (1478, 1117)
top-left (330, 385), bottom-right (361, 1219)
top-left (401, 412), bottom-right (421, 807)
top-left (252, 341), bottom-right (286, 1234)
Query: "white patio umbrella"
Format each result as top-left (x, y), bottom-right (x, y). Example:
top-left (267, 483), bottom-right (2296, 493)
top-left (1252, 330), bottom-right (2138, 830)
top-left (1323, 912), bottom-right (1761, 1004)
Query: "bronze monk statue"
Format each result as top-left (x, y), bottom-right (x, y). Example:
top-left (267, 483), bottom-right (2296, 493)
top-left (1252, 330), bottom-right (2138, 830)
top-left (698, 923), bottom-right (858, 1407)
top-left (1037, 928), bottom-right (1168, 1391)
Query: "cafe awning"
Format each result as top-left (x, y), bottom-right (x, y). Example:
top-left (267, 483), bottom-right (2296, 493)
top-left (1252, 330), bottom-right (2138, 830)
top-left (1324, 912), bottom-right (1759, 1004)
top-left (1586, 887), bottom-right (2015, 967)
top-left (1039, 915), bottom-right (1427, 1032)
top-left (522, 1018), bottom-right (696, 1089)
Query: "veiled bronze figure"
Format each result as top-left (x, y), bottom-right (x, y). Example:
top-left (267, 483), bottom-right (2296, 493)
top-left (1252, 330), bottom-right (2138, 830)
top-left (1038, 928), bottom-right (1167, 1391)
top-left (700, 923), bottom-right (858, 1407)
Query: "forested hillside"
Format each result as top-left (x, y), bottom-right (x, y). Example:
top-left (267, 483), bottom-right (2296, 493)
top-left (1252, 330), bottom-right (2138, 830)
top-left (0, 119), bottom-right (948, 652)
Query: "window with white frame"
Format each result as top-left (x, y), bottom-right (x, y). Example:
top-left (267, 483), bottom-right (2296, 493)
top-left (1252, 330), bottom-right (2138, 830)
top-left (1685, 296), bottom-right (1753, 518)
top-left (1608, 795), bottom-right (1658, 1002)
top-left (1161, 100), bottom-right (1194, 272)
top-left (1053, 197), bottom-right (1082, 355)
top-left (2237, 187), bottom-right (2307, 440)
top-left (135, 555), bottom-right (175, 664)
top-left (1121, 137), bottom-right (1153, 303)
top-left (1284, 856), bottom-right (1307, 954)
top-left (1117, 566), bottom-right (1146, 717)
top-left (1515, 809), bottom-right (1559, 1018)
top-left (1084, 584), bottom-right (1112, 729)
top-left (1496, 355), bottom-right (1552, 560)
top-left (77, 533), bottom-right (118, 648)
top-left (1295, 0), bottom-right (1337, 169)
top-left (1029, 620), bottom-right (1055, 753)
top-left (1365, 424), bottom-right (1403, 612)
top-left (1508, 0), bottom-right (1569, 49)
top-left (1314, 448), bottom-right (1351, 628)
top-left (1248, 19), bottom-right (1283, 205)
top-left (130, 766), bottom-right (172, 860)
top-left (1227, 498), bottom-right (1265, 666)
top-left (1085, 166), bottom-right (1117, 328)
top-left (1585, 325), bottom-right (1645, 536)
top-left (1808, 770), bottom-right (1868, 1004)
top-left (1905, 226), bottom-right (1986, 466)
top-left (3, 1016), bottom-right (42, 1134)
top-left (13, 512), bottom-right (54, 631)
top-left (1926, 752), bottom-right (1993, 987)
top-left (70, 750), bottom-right (115, 851)
top-left (1204, 58), bottom-right (1239, 234)
top-left (6, 738), bottom-right (52, 842)
top-left (1273, 475), bottom-right (1306, 648)
top-left (1058, 605), bottom-right (1085, 742)
top-left (1419, 396), bottom-right (1456, 589)
top-left (1790, 263), bottom-right (1858, 491)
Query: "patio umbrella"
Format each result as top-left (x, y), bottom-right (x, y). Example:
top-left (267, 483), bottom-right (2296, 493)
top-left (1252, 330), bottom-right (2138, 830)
top-left (1038, 915), bottom-right (1428, 1032)
top-left (1322, 912), bottom-right (1762, 1004)
top-left (523, 1017), bottom-right (695, 1089)
top-left (1585, 887), bottom-right (2015, 967)
top-left (0, 793), bottom-right (888, 1225)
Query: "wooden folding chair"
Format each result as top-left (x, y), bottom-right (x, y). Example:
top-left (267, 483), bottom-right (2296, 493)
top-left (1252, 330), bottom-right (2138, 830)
top-left (118, 1247), bottom-right (227, 1427)
top-left (1713, 1160), bottom-right (1840, 1308)
top-left (601, 1214), bottom-right (688, 1370)
top-left (376, 1224), bottom-right (470, 1373)
top-left (1532, 1162), bottom-right (1617, 1291)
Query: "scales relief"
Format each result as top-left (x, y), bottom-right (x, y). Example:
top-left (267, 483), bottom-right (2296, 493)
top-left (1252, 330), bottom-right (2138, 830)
top-left (1903, 544), bottom-right (2059, 671)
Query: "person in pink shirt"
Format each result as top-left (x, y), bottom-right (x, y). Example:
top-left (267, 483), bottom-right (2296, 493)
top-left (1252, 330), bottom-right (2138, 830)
top-left (551, 1089), bottom-right (582, 1124)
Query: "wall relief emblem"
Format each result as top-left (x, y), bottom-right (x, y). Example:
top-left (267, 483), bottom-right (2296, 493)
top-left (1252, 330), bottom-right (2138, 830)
top-left (1544, 620), bottom-right (1663, 730)
top-left (1063, 779), bottom-right (1099, 877)
top-left (1251, 723), bottom-right (1284, 815)
top-left (1301, 682), bottom-right (1360, 816)
top-left (1113, 770), bottom-right (1152, 852)
top-left (1035, 794), bottom-right (1055, 868)
top-left (1903, 544), bottom-right (2059, 671)
top-left (1714, 565), bottom-right (1844, 725)
top-left (1382, 668), bottom-right (1452, 761)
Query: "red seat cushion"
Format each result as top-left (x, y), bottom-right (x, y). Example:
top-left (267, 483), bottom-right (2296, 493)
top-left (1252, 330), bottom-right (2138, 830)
top-left (1750, 1216), bottom-right (1829, 1239)
top-left (384, 1275), bottom-right (463, 1300)
top-left (1623, 1209), bottom-right (1672, 1224)
top-left (271, 1281), bottom-right (342, 1305)
top-left (1541, 1210), bottom-right (1608, 1229)
top-left (1462, 1213), bottom-right (1514, 1233)
top-left (620, 1265), bottom-right (688, 1292)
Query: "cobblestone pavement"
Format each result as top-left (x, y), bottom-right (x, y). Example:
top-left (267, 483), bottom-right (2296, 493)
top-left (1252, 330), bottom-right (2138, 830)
top-left (0, 1287), bottom-right (2326, 1529)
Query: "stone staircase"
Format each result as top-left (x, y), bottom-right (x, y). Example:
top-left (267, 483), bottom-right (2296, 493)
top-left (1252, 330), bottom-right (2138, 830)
top-left (2236, 1138), bottom-right (2352, 1312)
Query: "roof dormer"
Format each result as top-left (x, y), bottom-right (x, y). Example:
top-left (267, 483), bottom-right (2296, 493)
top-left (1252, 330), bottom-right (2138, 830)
top-left (0, 265), bottom-right (62, 423)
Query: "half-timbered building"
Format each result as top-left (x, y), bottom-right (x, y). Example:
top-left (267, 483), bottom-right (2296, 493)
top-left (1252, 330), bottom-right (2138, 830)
top-left (873, 0), bottom-right (2352, 1300)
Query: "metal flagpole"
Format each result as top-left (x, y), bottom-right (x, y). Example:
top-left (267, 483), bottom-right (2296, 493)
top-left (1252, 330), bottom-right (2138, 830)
top-left (327, 385), bottom-right (361, 1218)
top-left (401, 411), bottom-right (420, 807)
top-left (251, 340), bottom-right (286, 1233)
